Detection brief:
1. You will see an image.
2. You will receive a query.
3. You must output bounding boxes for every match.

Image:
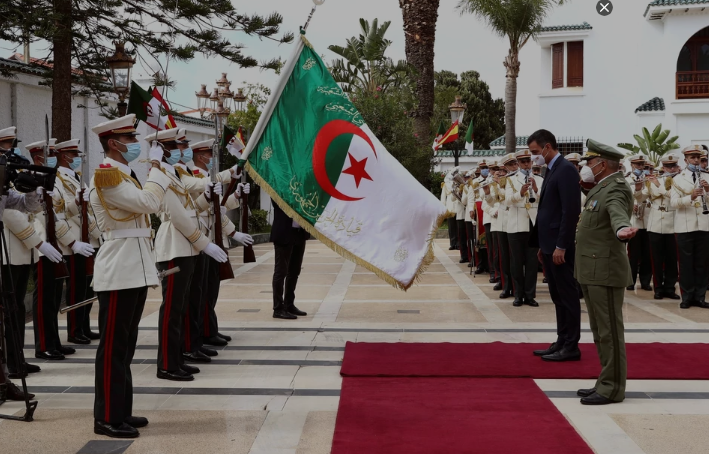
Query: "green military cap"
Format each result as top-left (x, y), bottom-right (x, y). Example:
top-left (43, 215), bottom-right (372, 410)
top-left (583, 139), bottom-right (625, 162)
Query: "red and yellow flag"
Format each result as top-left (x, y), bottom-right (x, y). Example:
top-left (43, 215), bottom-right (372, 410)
top-left (433, 121), bottom-right (459, 150)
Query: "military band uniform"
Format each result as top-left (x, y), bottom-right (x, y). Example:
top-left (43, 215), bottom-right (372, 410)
top-left (626, 173), bottom-right (652, 290)
top-left (462, 180), bottom-right (477, 267)
top-left (645, 168), bottom-right (679, 299)
top-left (89, 152), bottom-right (171, 428)
top-left (480, 175), bottom-right (498, 281)
top-left (440, 182), bottom-right (458, 249)
top-left (453, 185), bottom-right (468, 262)
top-left (669, 162), bottom-right (709, 307)
top-left (575, 167), bottom-right (633, 403)
top-left (486, 182), bottom-right (512, 296)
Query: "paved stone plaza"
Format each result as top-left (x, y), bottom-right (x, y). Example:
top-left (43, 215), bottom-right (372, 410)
top-left (1, 239), bottom-right (708, 453)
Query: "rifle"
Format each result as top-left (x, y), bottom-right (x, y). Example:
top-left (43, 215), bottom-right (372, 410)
top-left (80, 133), bottom-right (93, 275)
top-left (43, 115), bottom-right (69, 279)
top-left (213, 121), bottom-right (234, 280)
top-left (235, 127), bottom-right (255, 264)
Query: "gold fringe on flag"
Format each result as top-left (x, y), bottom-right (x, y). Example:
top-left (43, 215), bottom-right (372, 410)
top-left (246, 162), bottom-right (451, 291)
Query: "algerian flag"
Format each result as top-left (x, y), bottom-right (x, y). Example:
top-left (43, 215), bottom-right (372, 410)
top-left (464, 120), bottom-right (474, 152)
top-left (241, 33), bottom-right (449, 290)
top-left (126, 82), bottom-right (177, 131)
top-left (432, 121), bottom-right (446, 152)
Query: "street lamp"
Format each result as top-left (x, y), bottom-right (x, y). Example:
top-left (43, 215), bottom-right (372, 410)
top-left (216, 72), bottom-right (230, 88)
top-left (209, 88), bottom-right (220, 112)
top-left (214, 101), bottom-right (229, 132)
top-left (105, 41), bottom-right (136, 117)
top-left (220, 83), bottom-right (234, 111)
top-left (448, 95), bottom-right (467, 166)
top-left (233, 88), bottom-right (247, 112)
top-left (195, 84), bottom-right (210, 119)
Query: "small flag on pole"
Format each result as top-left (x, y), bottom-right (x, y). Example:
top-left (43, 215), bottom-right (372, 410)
top-left (464, 120), bottom-right (474, 152)
top-left (432, 121), bottom-right (446, 152)
top-left (126, 82), bottom-right (177, 131)
top-left (433, 121), bottom-right (460, 151)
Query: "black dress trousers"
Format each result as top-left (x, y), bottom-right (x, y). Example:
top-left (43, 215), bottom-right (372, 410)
top-left (628, 229), bottom-right (652, 288)
top-left (65, 254), bottom-right (90, 339)
top-left (508, 230), bottom-right (538, 300)
top-left (447, 217), bottom-right (458, 248)
top-left (94, 286), bottom-right (147, 425)
top-left (541, 250), bottom-right (581, 349)
top-left (32, 256), bottom-right (65, 353)
top-left (273, 229), bottom-right (308, 312)
top-left (648, 232), bottom-right (678, 294)
top-left (494, 231), bottom-right (512, 294)
top-left (202, 256), bottom-right (221, 339)
top-left (485, 223), bottom-right (497, 278)
top-left (157, 256), bottom-right (196, 372)
top-left (675, 231), bottom-right (709, 304)
top-left (184, 253), bottom-right (208, 353)
top-left (1, 264), bottom-right (31, 371)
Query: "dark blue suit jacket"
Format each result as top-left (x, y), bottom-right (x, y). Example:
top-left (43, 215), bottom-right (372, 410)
top-left (530, 156), bottom-right (582, 254)
top-left (269, 202), bottom-right (310, 246)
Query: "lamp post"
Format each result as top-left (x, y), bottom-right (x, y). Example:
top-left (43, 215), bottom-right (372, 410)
top-left (448, 95), bottom-right (467, 167)
top-left (195, 84), bottom-right (210, 119)
top-left (105, 41), bottom-right (136, 117)
top-left (233, 88), bottom-right (247, 112)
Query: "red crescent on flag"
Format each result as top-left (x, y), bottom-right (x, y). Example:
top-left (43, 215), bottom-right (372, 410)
top-left (312, 120), bottom-right (377, 202)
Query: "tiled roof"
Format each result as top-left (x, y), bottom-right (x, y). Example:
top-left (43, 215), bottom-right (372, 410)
top-left (539, 22), bottom-right (592, 33)
top-left (0, 57), bottom-right (47, 76)
top-left (434, 149), bottom-right (506, 158)
top-left (644, 0), bottom-right (709, 17)
top-left (635, 97), bottom-right (665, 113)
top-left (489, 135), bottom-right (530, 148)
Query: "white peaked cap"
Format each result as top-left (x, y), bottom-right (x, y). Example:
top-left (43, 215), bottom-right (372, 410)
top-left (191, 139), bottom-right (215, 151)
top-left (145, 127), bottom-right (179, 143)
top-left (0, 126), bottom-right (17, 142)
top-left (56, 139), bottom-right (81, 152)
top-left (91, 114), bottom-right (138, 137)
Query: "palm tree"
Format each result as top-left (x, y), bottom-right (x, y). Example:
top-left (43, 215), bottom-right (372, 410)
top-left (618, 124), bottom-right (680, 166)
top-left (457, 0), bottom-right (565, 154)
top-left (328, 19), bottom-right (409, 94)
top-left (399, 0), bottom-right (441, 146)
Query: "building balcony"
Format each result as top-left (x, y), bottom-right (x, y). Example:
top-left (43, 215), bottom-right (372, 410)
top-left (677, 71), bottom-right (709, 99)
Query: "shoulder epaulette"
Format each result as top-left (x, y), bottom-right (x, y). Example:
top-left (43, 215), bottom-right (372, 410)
top-left (441, 182), bottom-right (445, 188)
top-left (665, 176), bottom-right (673, 191)
top-left (615, 177), bottom-right (625, 184)
top-left (94, 167), bottom-right (122, 188)
top-left (176, 166), bottom-right (192, 178)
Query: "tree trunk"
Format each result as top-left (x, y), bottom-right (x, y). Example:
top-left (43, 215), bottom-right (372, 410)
top-left (52, 0), bottom-right (72, 142)
top-left (399, 0), bottom-right (440, 147)
top-left (503, 49), bottom-right (521, 155)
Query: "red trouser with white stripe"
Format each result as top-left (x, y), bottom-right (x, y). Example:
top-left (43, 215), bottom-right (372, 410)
top-left (157, 256), bottom-right (196, 372)
top-left (94, 287), bottom-right (147, 425)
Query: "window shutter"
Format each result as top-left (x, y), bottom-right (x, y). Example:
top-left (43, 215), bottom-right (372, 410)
top-left (552, 43), bottom-right (564, 89)
top-left (567, 41), bottom-right (584, 87)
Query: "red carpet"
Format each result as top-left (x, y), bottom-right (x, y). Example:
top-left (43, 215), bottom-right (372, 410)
top-left (332, 377), bottom-right (593, 454)
top-left (340, 342), bottom-right (709, 379)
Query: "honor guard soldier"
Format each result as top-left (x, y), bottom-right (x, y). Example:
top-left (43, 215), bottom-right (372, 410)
top-left (89, 113), bottom-right (171, 438)
top-left (485, 160), bottom-right (512, 297)
top-left (461, 170), bottom-right (476, 268)
top-left (55, 139), bottom-right (100, 344)
top-left (644, 154), bottom-right (680, 300)
top-left (28, 138), bottom-right (80, 360)
top-left (470, 161), bottom-right (490, 274)
top-left (481, 161), bottom-right (499, 283)
top-left (625, 154), bottom-right (653, 291)
top-left (575, 139), bottom-right (637, 405)
top-left (504, 150), bottom-right (543, 307)
top-left (150, 128), bottom-right (229, 382)
top-left (669, 145), bottom-right (709, 309)
top-left (441, 170), bottom-right (459, 250)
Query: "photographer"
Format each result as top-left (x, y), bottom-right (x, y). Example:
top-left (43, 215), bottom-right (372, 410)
top-left (0, 126), bottom-right (52, 402)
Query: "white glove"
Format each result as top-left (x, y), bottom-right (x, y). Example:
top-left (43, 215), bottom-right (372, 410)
top-left (36, 187), bottom-right (44, 196)
top-left (149, 142), bottom-right (163, 162)
top-left (203, 243), bottom-right (228, 263)
top-left (213, 182), bottom-right (223, 196)
top-left (230, 164), bottom-right (242, 179)
top-left (204, 182), bottom-right (213, 200)
top-left (71, 241), bottom-right (94, 257)
top-left (37, 241), bottom-right (62, 263)
top-left (220, 206), bottom-right (227, 215)
top-left (235, 183), bottom-right (250, 197)
top-left (74, 189), bottom-right (90, 205)
top-left (232, 232), bottom-right (254, 246)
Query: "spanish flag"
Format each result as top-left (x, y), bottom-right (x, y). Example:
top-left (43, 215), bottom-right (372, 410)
top-left (433, 121), bottom-right (459, 150)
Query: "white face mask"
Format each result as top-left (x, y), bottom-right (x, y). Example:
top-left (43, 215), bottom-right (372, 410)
top-left (580, 162), bottom-right (601, 183)
top-left (531, 154), bottom-right (545, 166)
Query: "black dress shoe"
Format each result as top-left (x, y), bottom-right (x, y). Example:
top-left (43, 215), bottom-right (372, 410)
top-left (489, 277), bottom-right (496, 283)
top-left (459, 258), bottom-right (469, 264)
top-left (533, 342), bottom-right (562, 357)
top-left (25, 363), bottom-right (41, 373)
top-left (493, 283), bottom-right (502, 291)
top-left (181, 363), bottom-right (201, 374)
top-left (94, 420), bottom-right (139, 438)
top-left (217, 332), bottom-right (232, 342)
top-left (581, 392), bottom-right (619, 406)
top-left (273, 310), bottom-right (297, 320)
top-left (449, 246), bottom-right (456, 250)
top-left (203, 336), bottom-right (228, 347)
top-left (124, 416), bottom-right (149, 428)
top-left (542, 347), bottom-right (581, 362)
top-left (525, 298), bottom-right (539, 307)
top-left (474, 268), bottom-right (485, 274)
top-left (58, 346), bottom-right (76, 355)
top-left (662, 292), bottom-right (680, 300)
top-left (183, 351), bottom-right (211, 363)
top-left (6, 382), bottom-right (35, 401)
top-left (8, 363), bottom-right (41, 378)
top-left (542, 277), bottom-right (548, 283)
top-left (67, 335), bottom-right (91, 345)
top-left (35, 350), bottom-right (65, 360)
top-left (512, 299), bottom-right (523, 307)
top-left (467, 262), bottom-right (474, 268)
top-left (680, 301), bottom-right (692, 309)
top-left (577, 387), bottom-right (597, 398)
top-left (697, 301), bottom-right (709, 309)
top-left (626, 285), bottom-right (634, 291)
top-left (641, 285), bottom-right (653, 291)
top-left (86, 330), bottom-right (101, 340)
top-left (287, 306), bottom-right (307, 316)
top-left (499, 291), bottom-right (512, 299)
top-left (157, 369), bottom-right (194, 381)
top-left (200, 346), bottom-right (218, 357)
top-left (654, 293), bottom-right (663, 300)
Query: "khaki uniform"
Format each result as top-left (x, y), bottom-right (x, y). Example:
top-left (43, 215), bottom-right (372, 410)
top-left (575, 172), bottom-right (633, 402)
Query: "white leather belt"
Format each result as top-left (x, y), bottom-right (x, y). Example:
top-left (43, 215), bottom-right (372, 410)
top-left (55, 213), bottom-right (66, 220)
top-left (102, 228), bottom-right (152, 241)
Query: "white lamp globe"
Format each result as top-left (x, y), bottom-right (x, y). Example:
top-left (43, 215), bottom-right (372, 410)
top-left (313, 0), bottom-right (325, 5)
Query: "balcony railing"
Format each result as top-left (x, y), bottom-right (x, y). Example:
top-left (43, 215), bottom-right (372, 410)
top-left (677, 71), bottom-right (709, 99)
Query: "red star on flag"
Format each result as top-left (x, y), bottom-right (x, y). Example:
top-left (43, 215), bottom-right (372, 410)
top-left (342, 153), bottom-right (373, 188)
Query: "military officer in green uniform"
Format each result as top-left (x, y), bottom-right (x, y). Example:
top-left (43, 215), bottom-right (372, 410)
top-left (574, 139), bottom-right (638, 405)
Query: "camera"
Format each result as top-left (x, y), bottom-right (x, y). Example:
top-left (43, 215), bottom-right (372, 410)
top-left (0, 148), bottom-right (57, 196)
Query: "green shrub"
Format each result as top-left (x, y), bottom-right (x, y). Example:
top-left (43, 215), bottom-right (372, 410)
top-left (249, 209), bottom-right (270, 234)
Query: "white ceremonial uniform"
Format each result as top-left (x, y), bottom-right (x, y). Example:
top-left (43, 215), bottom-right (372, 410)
top-left (3, 209), bottom-right (40, 265)
top-left (669, 169), bottom-right (709, 233)
top-left (504, 171), bottom-right (543, 233)
top-left (626, 175), bottom-right (651, 230)
top-left (57, 166), bottom-right (102, 248)
top-left (88, 157), bottom-right (171, 291)
top-left (647, 177), bottom-right (675, 235)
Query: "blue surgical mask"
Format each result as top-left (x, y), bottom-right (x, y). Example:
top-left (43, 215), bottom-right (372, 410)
top-left (688, 164), bottom-right (700, 172)
top-left (520, 168), bottom-right (531, 176)
top-left (643, 169), bottom-right (650, 176)
top-left (46, 156), bottom-right (57, 168)
top-left (69, 156), bottom-right (82, 170)
top-left (206, 157), bottom-right (213, 171)
top-left (181, 147), bottom-right (193, 163)
top-left (12, 147), bottom-right (21, 156)
top-left (118, 141), bottom-right (142, 163)
top-left (633, 169), bottom-right (643, 177)
top-left (481, 169), bottom-right (489, 177)
top-left (166, 148), bottom-right (181, 166)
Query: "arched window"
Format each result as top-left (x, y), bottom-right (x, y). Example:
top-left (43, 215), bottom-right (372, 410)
top-left (677, 27), bottom-right (709, 99)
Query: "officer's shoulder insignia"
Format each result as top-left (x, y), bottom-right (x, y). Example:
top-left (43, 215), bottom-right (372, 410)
top-left (615, 178), bottom-right (624, 184)
top-left (94, 166), bottom-right (122, 188)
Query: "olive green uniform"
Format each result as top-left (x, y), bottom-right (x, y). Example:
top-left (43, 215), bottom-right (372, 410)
top-left (574, 171), bottom-right (633, 402)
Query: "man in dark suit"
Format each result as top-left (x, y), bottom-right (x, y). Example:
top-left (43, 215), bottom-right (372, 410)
top-left (528, 130), bottom-right (582, 361)
top-left (270, 202), bottom-right (310, 319)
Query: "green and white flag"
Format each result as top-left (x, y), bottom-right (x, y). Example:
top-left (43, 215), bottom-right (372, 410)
top-left (464, 120), bottom-right (474, 153)
top-left (242, 33), bottom-right (449, 290)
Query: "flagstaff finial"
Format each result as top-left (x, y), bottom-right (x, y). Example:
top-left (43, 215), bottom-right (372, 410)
top-left (303, 0), bottom-right (325, 31)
